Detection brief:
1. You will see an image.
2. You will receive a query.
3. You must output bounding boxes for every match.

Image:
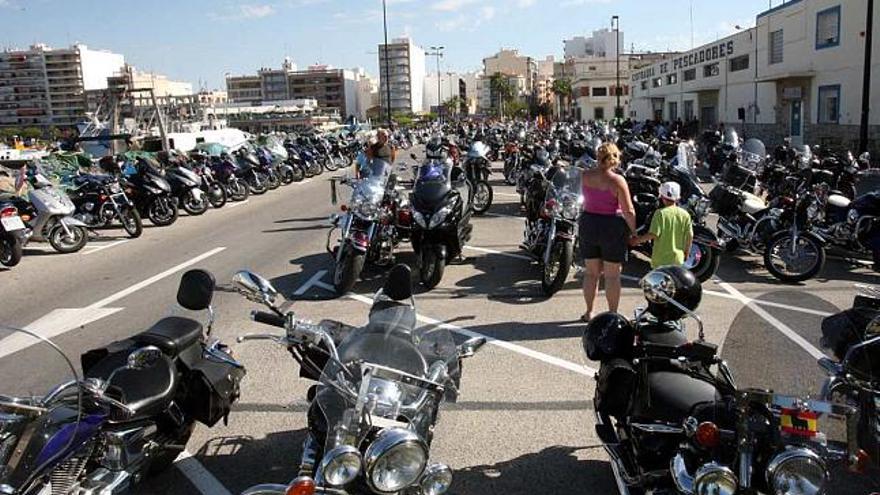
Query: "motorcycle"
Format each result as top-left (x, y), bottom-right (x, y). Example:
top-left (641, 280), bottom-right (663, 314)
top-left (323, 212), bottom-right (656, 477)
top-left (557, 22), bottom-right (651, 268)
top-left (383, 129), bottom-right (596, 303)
top-left (211, 153), bottom-right (250, 202)
top-left (117, 156), bottom-right (179, 227)
top-left (0, 269), bottom-right (245, 494)
top-left (816, 186), bottom-right (880, 271)
top-left (232, 148), bottom-right (270, 195)
top-left (818, 284), bottom-right (880, 467)
top-left (410, 149), bottom-right (473, 289)
top-left (463, 141), bottom-right (493, 215)
top-left (188, 153), bottom-right (228, 209)
top-left (68, 173), bottom-right (143, 238)
top-left (327, 156), bottom-right (401, 294)
top-left (586, 266), bottom-right (860, 495)
top-left (522, 165), bottom-right (581, 295)
top-left (233, 264), bottom-right (486, 495)
top-left (9, 163), bottom-right (90, 253)
top-left (762, 183), bottom-right (828, 283)
top-left (0, 199), bottom-right (25, 266)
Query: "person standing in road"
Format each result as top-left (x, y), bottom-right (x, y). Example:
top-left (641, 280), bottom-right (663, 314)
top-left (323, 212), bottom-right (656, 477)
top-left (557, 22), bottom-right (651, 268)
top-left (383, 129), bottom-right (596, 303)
top-left (579, 143), bottom-right (637, 322)
top-left (366, 128), bottom-right (397, 163)
top-left (630, 181), bottom-right (693, 268)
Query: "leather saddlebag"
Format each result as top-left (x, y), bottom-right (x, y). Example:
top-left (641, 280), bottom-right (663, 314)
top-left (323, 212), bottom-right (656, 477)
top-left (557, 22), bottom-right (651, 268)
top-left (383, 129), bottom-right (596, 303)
top-left (184, 358), bottom-right (245, 427)
top-left (596, 358), bottom-right (637, 418)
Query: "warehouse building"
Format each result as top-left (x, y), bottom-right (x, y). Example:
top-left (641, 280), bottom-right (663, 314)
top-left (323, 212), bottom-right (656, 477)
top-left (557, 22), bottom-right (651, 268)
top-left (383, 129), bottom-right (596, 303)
top-left (630, 0), bottom-right (879, 153)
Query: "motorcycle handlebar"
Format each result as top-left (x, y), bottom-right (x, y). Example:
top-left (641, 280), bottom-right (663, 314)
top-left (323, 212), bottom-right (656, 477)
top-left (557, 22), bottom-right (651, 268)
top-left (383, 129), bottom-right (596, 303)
top-left (252, 310), bottom-right (286, 328)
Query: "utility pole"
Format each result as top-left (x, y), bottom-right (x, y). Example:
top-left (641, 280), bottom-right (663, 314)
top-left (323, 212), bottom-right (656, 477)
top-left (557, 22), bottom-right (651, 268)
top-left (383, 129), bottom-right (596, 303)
top-left (860, 0), bottom-right (874, 153)
top-left (381, 0), bottom-right (392, 128)
top-left (612, 15), bottom-right (621, 120)
top-left (428, 46), bottom-right (445, 122)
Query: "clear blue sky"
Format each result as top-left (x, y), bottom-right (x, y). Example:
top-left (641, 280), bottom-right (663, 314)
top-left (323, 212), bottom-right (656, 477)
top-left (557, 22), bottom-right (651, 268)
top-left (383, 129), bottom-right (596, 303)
top-left (0, 0), bottom-right (780, 90)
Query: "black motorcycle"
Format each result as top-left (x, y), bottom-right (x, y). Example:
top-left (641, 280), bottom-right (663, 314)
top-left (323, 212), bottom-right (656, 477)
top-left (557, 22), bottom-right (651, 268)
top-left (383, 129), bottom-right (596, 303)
top-left (166, 164), bottom-right (209, 216)
top-left (114, 156), bottom-right (179, 227)
top-left (232, 148), bottom-right (270, 195)
top-left (0, 269), bottom-right (245, 494)
top-left (463, 141), bottom-right (493, 215)
top-left (234, 264), bottom-right (486, 495)
top-left (410, 152), bottom-right (473, 289)
top-left (0, 199), bottom-right (25, 267)
top-left (68, 172), bottom-right (143, 238)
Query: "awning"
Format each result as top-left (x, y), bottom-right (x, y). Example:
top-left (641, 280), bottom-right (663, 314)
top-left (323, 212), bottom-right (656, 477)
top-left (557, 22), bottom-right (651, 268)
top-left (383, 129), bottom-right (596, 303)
top-left (756, 71), bottom-right (816, 83)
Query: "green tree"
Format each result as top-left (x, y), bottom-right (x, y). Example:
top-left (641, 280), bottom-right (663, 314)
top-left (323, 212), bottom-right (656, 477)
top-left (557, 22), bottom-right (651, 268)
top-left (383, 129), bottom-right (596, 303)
top-left (443, 96), bottom-right (464, 117)
top-left (551, 78), bottom-right (573, 120)
top-left (21, 127), bottom-right (42, 140)
top-left (489, 73), bottom-right (515, 118)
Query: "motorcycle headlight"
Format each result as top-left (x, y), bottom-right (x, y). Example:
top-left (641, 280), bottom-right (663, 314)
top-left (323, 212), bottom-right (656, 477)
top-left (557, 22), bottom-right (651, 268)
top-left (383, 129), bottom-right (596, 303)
top-left (364, 428), bottom-right (428, 494)
top-left (766, 448), bottom-right (828, 495)
top-left (352, 196), bottom-right (379, 220)
top-left (429, 205), bottom-right (454, 229)
top-left (847, 209), bottom-right (859, 225)
top-left (561, 194), bottom-right (580, 221)
top-left (413, 209), bottom-right (427, 228)
top-left (319, 445), bottom-right (362, 487)
top-left (420, 463), bottom-right (453, 495)
top-left (694, 463), bottom-right (737, 495)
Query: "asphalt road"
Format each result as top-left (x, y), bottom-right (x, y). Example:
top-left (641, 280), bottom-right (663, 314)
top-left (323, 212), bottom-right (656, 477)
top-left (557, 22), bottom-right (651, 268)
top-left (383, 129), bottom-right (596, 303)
top-left (1, 153), bottom-right (878, 495)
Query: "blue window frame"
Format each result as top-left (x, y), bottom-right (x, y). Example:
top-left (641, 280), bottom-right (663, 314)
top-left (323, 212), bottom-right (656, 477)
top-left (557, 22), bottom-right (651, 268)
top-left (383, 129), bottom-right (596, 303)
top-left (817, 85), bottom-right (841, 124)
top-left (816, 5), bottom-right (841, 50)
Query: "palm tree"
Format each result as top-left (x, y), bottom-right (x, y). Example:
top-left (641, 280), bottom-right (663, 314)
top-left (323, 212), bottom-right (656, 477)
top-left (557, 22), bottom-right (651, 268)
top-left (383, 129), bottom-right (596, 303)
top-left (551, 78), bottom-right (572, 120)
top-left (443, 96), bottom-right (464, 117)
top-left (489, 73), bottom-right (515, 118)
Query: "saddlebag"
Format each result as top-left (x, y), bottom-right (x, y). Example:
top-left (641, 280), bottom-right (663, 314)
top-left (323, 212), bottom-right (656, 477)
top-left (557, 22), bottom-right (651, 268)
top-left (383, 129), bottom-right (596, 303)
top-left (708, 185), bottom-right (742, 218)
top-left (183, 357), bottom-right (245, 427)
top-left (596, 359), bottom-right (637, 418)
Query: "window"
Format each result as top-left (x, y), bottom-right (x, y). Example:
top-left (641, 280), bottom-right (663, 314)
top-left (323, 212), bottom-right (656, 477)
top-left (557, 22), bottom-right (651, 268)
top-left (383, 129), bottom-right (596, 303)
top-left (592, 87), bottom-right (607, 97)
top-left (668, 101), bottom-right (678, 121)
top-left (818, 85), bottom-right (840, 124)
top-left (816, 6), bottom-right (841, 49)
top-left (666, 73), bottom-right (678, 85)
top-left (594, 107), bottom-right (605, 120)
top-left (641, 81), bottom-right (648, 90)
top-left (770, 29), bottom-right (784, 64)
top-left (729, 55), bottom-right (750, 72)
top-left (683, 100), bottom-right (695, 120)
top-left (683, 69), bottom-right (697, 82)
top-left (652, 77), bottom-right (663, 88)
top-left (703, 63), bottom-right (720, 78)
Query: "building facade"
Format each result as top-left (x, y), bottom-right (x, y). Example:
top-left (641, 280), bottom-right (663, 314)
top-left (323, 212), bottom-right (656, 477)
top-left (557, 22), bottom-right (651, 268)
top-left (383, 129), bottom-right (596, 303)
top-left (564, 28), bottom-right (624, 60)
top-left (483, 49), bottom-right (538, 95)
top-left (378, 37), bottom-right (426, 115)
top-left (226, 75), bottom-right (262, 105)
top-left (631, 0), bottom-right (880, 152)
top-left (0, 44), bottom-right (124, 128)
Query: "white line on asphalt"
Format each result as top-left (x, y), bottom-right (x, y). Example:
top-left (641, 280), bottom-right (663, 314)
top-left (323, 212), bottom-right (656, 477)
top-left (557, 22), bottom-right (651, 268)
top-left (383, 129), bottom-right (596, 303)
top-left (83, 239), bottom-right (129, 255)
top-left (0, 307), bottom-right (126, 360)
top-left (310, 279), bottom-right (596, 376)
top-left (87, 247), bottom-right (227, 309)
top-left (464, 245), bottom-right (532, 261)
top-left (293, 269), bottom-right (329, 296)
top-left (484, 213), bottom-right (522, 220)
top-left (716, 280), bottom-right (826, 360)
top-left (227, 200), bottom-right (249, 209)
top-left (174, 450), bottom-right (233, 495)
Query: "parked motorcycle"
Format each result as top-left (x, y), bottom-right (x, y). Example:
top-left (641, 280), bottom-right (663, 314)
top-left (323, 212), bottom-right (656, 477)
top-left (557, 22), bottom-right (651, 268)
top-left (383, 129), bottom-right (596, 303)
top-left (0, 199), bottom-right (25, 266)
top-left (762, 183), bottom-right (828, 282)
top-left (232, 148), bottom-right (270, 195)
top-left (234, 264), bottom-right (486, 495)
top-left (410, 144), bottom-right (473, 289)
top-left (0, 269), bottom-right (245, 494)
top-left (188, 152), bottom-right (228, 209)
top-left (117, 156), bottom-right (179, 227)
top-left (586, 266), bottom-right (860, 494)
top-left (817, 188), bottom-right (880, 271)
top-left (211, 153), bottom-right (250, 202)
top-left (463, 141), bottom-right (493, 215)
top-left (68, 173), bottom-right (143, 238)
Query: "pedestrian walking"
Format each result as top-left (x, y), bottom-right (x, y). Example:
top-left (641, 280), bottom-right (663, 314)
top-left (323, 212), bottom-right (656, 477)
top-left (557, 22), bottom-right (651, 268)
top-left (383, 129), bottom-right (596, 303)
top-left (630, 181), bottom-right (693, 268)
top-left (579, 142), bottom-right (637, 322)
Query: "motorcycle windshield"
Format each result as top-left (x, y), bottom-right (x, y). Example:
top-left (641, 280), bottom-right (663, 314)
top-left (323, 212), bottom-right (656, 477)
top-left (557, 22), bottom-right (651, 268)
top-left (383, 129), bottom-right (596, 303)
top-left (674, 143), bottom-right (697, 175)
top-left (550, 166), bottom-right (582, 196)
top-left (722, 128), bottom-right (740, 148)
top-left (416, 161), bottom-right (451, 185)
top-left (741, 138), bottom-right (767, 168)
top-left (350, 163), bottom-right (389, 220)
top-left (263, 137), bottom-right (289, 161)
top-left (315, 303), bottom-right (456, 452)
top-left (0, 325), bottom-right (84, 493)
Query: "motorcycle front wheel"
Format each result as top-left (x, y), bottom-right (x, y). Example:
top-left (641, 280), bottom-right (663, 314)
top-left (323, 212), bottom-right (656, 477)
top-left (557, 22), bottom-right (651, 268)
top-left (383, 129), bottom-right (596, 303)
top-left (333, 245), bottom-right (365, 294)
top-left (763, 232), bottom-right (825, 283)
top-left (248, 174), bottom-right (269, 195)
top-left (472, 181), bottom-right (493, 216)
top-left (503, 161), bottom-right (517, 185)
top-left (279, 168), bottom-right (295, 185)
top-left (687, 244), bottom-right (720, 283)
top-left (308, 161), bottom-right (324, 177)
top-left (48, 224), bottom-right (88, 253)
top-left (323, 156), bottom-right (340, 172)
top-left (420, 246), bottom-right (446, 289)
top-left (147, 197), bottom-right (179, 226)
top-left (182, 189), bottom-right (209, 216)
top-left (119, 208), bottom-right (143, 238)
top-left (266, 172), bottom-right (280, 190)
top-left (228, 180), bottom-right (250, 201)
top-left (541, 240), bottom-right (573, 296)
top-left (0, 234), bottom-right (23, 267)
top-left (207, 184), bottom-right (227, 209)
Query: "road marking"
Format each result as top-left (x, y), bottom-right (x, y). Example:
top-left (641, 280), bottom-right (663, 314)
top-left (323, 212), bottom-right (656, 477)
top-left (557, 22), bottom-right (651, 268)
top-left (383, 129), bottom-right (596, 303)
top-left (293, 269), bottom-right (329, 296)
top-left (227, 199), bottom-right (249, 209)
top-left (464, 245), bottom-right (532, 261)
top-left (0, 307), bottom-right (125, 360)
top-left (175, 450), bottom-right (233, 495)
top-left (717, 280), bottom-right (826, 360)
top-left (310, 279), bottom-right (596, 376)
top-left (484, 213), bottom-right (521, 220)
top-left (87, 247), bottom-right (227, 309)
top-left (83, 239), bottom-right (129, 255)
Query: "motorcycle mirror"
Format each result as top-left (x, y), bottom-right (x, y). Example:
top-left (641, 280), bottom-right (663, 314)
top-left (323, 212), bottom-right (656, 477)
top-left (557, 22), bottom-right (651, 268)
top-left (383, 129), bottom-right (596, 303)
top-left (232, 271), bottom-right (279, 304)
top-left (639, 270), bottom-right (705, 340)
top-left (126, 346), bottom-right (163, 370)
top-left (458, 337), bottom-right (487, 359)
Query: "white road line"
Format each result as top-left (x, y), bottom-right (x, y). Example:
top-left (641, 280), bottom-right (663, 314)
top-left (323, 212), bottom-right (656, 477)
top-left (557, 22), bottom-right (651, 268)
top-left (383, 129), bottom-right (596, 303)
top-left (717, 280), bottom-right (826, 360)
top-left (227, 199), bottom-right (249, 209)
top-left (312, 280), bottom-right (596, 376)
top-left (293, 269), bottom-right (329, 296)
top-left (464, 245), bottom-right (532, 261)
top-left (83, 239), bottom-right (129, 255)
top-left (87, 247), bottom-right (226, 309)
top-left (0, 307), bottom-right (125, 360)
top-left (174, 450), bottom-right (233, 495)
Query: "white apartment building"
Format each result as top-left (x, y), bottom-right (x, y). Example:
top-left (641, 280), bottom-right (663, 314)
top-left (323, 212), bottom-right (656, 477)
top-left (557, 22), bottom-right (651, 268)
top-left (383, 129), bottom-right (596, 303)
top-left (423, 72), bottom-right (468, 114)
top-left (564, 28), bottom-right (624, 60)
top-left (0, 44), bottom-right (124, 128)
top-left (631, 0), bottom-right (880, 153)
top-left (378, 37), bottom-right (426, 115)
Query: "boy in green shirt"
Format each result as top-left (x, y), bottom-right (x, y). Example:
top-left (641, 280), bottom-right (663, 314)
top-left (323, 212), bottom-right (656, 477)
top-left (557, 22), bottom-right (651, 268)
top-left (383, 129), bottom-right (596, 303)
top-left (630, 182), bottom-right (693, 268)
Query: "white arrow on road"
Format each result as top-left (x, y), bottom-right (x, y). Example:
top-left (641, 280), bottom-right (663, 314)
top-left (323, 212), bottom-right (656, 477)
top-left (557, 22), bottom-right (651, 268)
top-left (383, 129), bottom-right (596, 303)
top-left (0, 307), bottom-right (125, 360)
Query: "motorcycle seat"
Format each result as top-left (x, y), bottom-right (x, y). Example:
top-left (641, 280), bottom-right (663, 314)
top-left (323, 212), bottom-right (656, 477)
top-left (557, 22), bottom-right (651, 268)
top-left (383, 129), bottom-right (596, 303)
top-left (84, 350), bottom-right (178, 421)
top-left (633, 371), bottom-right (721, 424)
top-left (134, 317), bottom-right (202, 357)
top-left (741, 192), bottom-right (766, 215)
top-left (639, 324), bottom-right (689, 347)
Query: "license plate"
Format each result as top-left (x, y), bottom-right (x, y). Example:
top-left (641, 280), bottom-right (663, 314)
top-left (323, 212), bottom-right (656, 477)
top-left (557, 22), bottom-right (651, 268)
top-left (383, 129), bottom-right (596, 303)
top-left (1, 216), bottom-right (25, 232)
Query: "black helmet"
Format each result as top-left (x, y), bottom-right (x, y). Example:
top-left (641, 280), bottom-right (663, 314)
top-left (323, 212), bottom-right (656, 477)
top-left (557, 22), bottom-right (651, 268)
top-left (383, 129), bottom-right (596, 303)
top-left (582, 312), bottom-right (635, 362)
top-left (640, 266), bottom-right (702, 322)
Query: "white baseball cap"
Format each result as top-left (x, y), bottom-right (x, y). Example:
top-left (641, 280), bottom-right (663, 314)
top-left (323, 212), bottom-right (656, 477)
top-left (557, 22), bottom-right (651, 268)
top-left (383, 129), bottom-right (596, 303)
top-left (659, 181), bottom-right (682, 201)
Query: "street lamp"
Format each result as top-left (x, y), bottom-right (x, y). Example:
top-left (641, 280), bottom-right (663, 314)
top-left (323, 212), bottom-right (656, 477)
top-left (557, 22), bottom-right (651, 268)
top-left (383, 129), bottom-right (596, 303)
top-left (612, 15), bottom-right (621, 120)
top-left (428, 46), bottom-right (445, 122)
top-left (859, 0), bottom-right (874, 153)
top-left (381, 0), bottom-right (392, 127)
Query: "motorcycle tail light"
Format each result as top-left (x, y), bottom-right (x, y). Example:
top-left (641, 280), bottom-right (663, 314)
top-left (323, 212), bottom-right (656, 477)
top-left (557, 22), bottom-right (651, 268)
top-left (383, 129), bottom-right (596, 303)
top-left (0, 206), bottom-right (17, 218)
top-left (398, 208), bottom-right (413, 226)
top-left (695, 422), bottom-right (720, 449)
top-left (340, 204), bottom-right (348, 212)
top-left (100, 194), bottom-right (108, 201)
top-left (286, 477), bottom-right (316, 495)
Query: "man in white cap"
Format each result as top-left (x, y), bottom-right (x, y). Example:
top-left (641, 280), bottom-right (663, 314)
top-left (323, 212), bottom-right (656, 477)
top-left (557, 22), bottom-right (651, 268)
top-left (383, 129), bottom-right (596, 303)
top-left (629, 181), bottom-right (693, 268)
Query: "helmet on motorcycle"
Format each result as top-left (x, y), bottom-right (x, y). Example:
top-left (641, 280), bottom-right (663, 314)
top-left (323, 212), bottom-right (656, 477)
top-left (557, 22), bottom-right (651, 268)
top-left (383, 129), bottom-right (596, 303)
top-left (582, 312), bottom-right (635, 362)
top-left (425, 137), bottom-right (447, 160)
top-left (640, 266), bottom-right (702, 322)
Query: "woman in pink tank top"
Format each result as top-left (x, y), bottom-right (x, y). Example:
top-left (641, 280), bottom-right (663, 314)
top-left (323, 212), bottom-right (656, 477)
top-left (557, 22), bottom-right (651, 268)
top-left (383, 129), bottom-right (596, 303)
top-left (579, 143), bottom-right (637, 323)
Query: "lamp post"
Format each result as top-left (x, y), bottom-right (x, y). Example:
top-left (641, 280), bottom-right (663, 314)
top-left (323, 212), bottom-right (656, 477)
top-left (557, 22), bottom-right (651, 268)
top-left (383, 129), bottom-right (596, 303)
top-left (612, 15), bottom-right (621, 121)
top-left (859, 0), bottom-right (874, 153)
top-left (428, 46), bottom-right (445, 122)
top-left (381, 0), bottom-right (392, 128)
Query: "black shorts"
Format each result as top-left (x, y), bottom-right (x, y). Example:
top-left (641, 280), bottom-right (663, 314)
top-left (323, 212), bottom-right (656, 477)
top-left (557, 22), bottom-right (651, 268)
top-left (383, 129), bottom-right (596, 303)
top-left (578, 213), bottom-right (629, 264)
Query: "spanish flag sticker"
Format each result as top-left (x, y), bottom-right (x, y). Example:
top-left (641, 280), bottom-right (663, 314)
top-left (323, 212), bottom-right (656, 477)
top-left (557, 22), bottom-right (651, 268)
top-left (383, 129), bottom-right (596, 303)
top-left (780, 408), bottom-right (819, 438)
